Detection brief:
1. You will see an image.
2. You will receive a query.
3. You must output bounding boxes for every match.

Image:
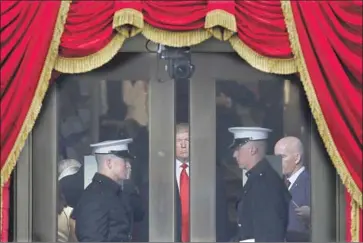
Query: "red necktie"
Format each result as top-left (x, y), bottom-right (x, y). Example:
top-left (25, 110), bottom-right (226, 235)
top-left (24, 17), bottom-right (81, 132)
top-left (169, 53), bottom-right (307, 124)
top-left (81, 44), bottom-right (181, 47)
top-left (180, 163), bottom-right (190, 242)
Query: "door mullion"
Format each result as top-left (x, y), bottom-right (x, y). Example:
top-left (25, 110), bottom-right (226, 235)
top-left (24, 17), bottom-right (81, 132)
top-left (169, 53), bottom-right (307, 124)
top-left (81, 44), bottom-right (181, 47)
top-left (148, 58), bottom-right (176, 242)
top-left (189, 54), bottom-right (216, 242)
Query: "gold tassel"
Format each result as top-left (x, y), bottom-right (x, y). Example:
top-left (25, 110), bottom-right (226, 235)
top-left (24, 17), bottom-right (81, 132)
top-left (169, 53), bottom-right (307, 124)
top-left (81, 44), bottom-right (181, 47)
top-left (54, 34), bottom-right (125, 73)
top-left (113, 8), bottom-right (144, 38)
top-left (229, 35), bottom-right (297, 74)
top-left (142, 23), bottom-right (212, 47)
top-left (0, 0), bottom-right (71, 187)
top-left (205, 9), bottom-right (237, 41)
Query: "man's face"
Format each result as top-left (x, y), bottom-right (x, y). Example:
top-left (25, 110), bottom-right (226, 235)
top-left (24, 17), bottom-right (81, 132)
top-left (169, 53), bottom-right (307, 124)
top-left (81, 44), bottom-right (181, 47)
top-left (274, 145), bottom-right (298, 177)
top-left (176, 130), bottom-right (189, 162)
top-left (109, 156), bottom-right (128, 182)
top-left (233, 144), bottom-right (250, 169)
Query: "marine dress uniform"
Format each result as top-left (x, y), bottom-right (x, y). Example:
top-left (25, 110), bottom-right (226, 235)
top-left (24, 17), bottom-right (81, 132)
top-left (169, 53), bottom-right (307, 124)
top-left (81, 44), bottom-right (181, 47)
top-left (72, 139), bottom-right (144, 242)
top-left (228, 127), bottom-right (291, 242)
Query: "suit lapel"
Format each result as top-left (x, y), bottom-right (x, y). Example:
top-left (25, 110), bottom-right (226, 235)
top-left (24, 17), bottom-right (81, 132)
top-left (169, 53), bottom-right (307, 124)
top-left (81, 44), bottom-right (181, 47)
top-left (289, 170), bottom-right (307, 192)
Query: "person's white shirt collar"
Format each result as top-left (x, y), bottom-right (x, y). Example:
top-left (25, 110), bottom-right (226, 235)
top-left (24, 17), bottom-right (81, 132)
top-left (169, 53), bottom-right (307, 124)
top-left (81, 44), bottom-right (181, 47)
top-left (287, 166), bottom-right (305, 190)
top-left (176, 159), bottom-right (189, 190)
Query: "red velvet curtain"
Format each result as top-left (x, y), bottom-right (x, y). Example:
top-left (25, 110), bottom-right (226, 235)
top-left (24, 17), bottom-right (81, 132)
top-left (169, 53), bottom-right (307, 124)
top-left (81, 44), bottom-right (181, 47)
top-left (59, 1), bottom-right (115, 58)
top-left (58, 0), bottom-right (291, 59)
top-left (291, 0), bottom-right (362, 193)
top-left (1, 1), bottom-right (362, 241)
top-left (284, 2), bottom-right (362, 240)
top-left (0, 1), bottom-right (65, 240)
top-left (235, 1), bottom-right (293, 58)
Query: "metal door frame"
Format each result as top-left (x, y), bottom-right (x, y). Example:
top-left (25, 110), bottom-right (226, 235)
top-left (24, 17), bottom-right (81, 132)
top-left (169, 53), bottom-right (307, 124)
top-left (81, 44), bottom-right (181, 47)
top-left (13, 35), bottom-right (346, 242)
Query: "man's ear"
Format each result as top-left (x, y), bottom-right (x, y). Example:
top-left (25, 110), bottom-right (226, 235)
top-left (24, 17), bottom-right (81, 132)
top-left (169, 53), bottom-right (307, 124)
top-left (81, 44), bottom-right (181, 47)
top-left (106, 158), bottom-right (112, 169)
top-left (295, 153), bottom-right (301, 164)
top-left (250, 145), bottom-right (257, 155)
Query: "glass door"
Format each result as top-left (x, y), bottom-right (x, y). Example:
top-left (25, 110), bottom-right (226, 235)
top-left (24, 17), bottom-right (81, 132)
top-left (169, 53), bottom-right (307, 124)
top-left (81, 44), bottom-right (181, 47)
top-left (27, 52), bottom-right (178, 242)
top-left (187, 52), bottom-right (340, 242)
top-left (14, 46), bottom-right (344, 242)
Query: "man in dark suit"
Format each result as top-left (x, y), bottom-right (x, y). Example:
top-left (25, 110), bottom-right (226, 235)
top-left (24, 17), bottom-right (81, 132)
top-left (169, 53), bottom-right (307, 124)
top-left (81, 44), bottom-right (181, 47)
top-left (175, 123), bottom-right (229, 242)
top-left (229, 127), bottom-right (291, 242)
top-left (135, 123), bottom-right (230, 242)
top-left (275, 136), bottom-right (311, 242)
top-left (72, 139), bottom-right (144, 242)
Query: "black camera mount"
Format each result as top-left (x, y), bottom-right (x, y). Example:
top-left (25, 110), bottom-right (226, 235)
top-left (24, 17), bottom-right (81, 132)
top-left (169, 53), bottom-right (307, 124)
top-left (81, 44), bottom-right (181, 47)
top-left (157, 45), bottom-right (195, 80)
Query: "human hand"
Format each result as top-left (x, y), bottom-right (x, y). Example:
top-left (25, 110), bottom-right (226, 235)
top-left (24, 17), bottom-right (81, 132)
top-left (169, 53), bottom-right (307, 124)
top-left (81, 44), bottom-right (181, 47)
top-left (295, 205), bottom-right (310, 222)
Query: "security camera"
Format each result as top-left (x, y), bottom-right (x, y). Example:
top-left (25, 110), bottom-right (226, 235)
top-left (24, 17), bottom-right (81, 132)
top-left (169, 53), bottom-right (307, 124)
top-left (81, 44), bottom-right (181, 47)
top-left (158, 45), bottom-right (195, 79)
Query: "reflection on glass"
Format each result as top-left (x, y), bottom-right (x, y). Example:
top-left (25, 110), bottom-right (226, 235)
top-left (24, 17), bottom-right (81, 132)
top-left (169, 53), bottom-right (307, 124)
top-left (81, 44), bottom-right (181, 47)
top-left (215, 79), bottom-right (311, 242)
top-left (57, 77), bottom-right (150, 242)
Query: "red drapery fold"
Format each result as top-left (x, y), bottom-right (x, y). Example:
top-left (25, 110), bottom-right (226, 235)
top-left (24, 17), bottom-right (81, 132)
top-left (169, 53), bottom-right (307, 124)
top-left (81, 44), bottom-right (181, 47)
top-left (282, 1), bottom-right (362, 240)
top-left (235, 1), bottom-right (293, 58)
top-left (0, 182), bottom-right (10, 242)
top-left (143, 1), bottom-right (206, 30)
top-left (288, 0), bottom-right (362, 201)
top-left (0, 1), bottom-right (63, 178)
top-left (58, 0), bottom-right (116, 58)
top-left (1, 1), bottom-right (362, 242)
top-left (0, 1), bottom-right (65, 240)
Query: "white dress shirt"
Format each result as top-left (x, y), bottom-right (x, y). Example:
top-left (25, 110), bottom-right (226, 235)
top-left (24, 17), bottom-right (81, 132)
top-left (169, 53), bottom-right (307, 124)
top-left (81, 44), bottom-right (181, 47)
top-left (176, 159), bottom-right (189, 190)
top-left (287, 166), bottom-right (305, 190)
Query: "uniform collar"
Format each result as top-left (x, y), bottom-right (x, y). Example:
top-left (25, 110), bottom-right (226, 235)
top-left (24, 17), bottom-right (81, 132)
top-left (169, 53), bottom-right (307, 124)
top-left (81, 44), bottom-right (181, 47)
top-left (92, 173), bottom-right (121, 194)
top-left (245, 158), bottom-right (269, 178)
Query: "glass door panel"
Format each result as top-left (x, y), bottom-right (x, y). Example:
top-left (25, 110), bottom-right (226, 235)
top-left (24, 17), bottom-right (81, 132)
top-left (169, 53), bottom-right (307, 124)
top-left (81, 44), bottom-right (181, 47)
top-left (188, 53), bottom-right (337, 242)
top-left (31, 53), bottom-right (177, 242)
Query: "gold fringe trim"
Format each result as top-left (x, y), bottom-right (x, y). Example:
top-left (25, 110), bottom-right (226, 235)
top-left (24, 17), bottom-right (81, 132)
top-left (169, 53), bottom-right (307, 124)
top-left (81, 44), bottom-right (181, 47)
top-left (281, 1), bottom-right (362, 209)
top-left (0, 1), bottom-right (71, 187)
top-left (229, 35), bottom-right (297, 74)
top-left (54, 33), bottom-right (126, 73)
top-left (142, 23), bottom-right (212, 48)
top-left (113, 8), bottom-right (144, 38)
top-left (55, 11), bottom-right (295, 75)
top-left (205, 9), bottom-right (236, 41)
top-left (351, 199), bottom-right (361, 242)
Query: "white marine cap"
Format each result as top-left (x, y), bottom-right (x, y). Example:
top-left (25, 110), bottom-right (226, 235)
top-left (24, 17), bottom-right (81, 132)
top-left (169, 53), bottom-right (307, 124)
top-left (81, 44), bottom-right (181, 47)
top-left (90, 139), bottom-right (135, 159)
top-left (228, 127), bottom-right (272, 149)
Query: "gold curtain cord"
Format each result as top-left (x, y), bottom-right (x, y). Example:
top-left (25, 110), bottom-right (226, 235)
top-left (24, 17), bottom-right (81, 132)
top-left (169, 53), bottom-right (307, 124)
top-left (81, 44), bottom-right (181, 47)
top-left (54, 34), bottom-right (126, 74)
top-left (205, 9), bottom-right (237, 41)
top-left (0, 0), bottom-right (72, 187)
